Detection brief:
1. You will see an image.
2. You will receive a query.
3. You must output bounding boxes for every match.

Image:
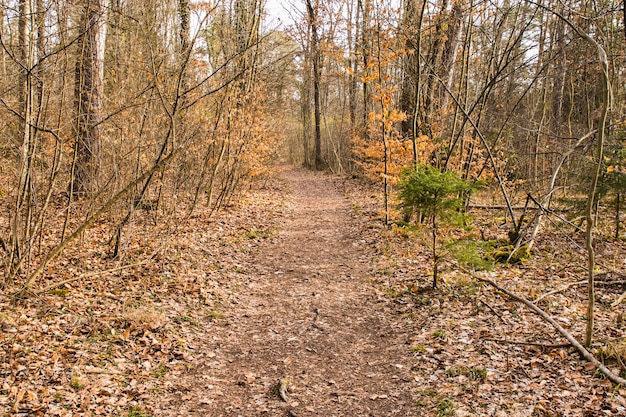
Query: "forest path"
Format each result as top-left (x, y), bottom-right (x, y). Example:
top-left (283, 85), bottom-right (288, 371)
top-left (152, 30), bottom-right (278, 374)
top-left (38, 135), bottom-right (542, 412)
top-left (159, 167), bottom-right (419, 416)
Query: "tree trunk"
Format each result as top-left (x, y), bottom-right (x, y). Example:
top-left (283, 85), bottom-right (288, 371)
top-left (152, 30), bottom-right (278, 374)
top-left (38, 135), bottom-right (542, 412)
top-left (359, 0), bottom-right (371, 137)
top-left (231, 0), bottom-right (262, 95)
top-left (432, 216), bottom-right (438, 289)
top-left (551, 9), bottom-right (566, 136)
top-left (347, 0), bottom-right (356, 128)
top-left (11, 0), bottom-right (34, 276)
top-left (423, 0), bottom-right (450, 134)
top-left (18, 0), bottom-right (29, 120)
top-left (178, 0), bottom-right (191, 97)
top-left (616, 193), bottom-right (622, 240)
top-left (74, 0), bottom-right (108, 197)
top-left (306, 0), bottom-right (323, 170)
top-left (439, 1), bottom-right (463, 110)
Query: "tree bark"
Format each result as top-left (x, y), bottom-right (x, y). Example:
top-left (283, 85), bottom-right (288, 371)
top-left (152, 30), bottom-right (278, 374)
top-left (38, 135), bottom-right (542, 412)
top-left (74, 0), bottom-right (108, 197)
top-left (178, 0), bottom-right (191, 97)
top-left (359, 0), bottom-right (371, 137)
top-left (306, 0), bottom-right (323, 170)
top-left (11, 0), bottom-right (34, 275)
top-left (347, 0), bottom-right (356, 128)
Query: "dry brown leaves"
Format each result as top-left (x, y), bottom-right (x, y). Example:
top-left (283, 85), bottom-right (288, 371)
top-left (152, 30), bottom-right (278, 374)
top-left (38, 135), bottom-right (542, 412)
top-left (341, 178), bottom-right (626, 416)
top-left (2, 167), bottom-right (626, 416)
top-left (0, 173), bottom-right (288, 416)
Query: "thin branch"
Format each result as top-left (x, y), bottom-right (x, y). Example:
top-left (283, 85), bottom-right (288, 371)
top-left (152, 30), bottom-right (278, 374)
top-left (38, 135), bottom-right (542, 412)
top-left (35, 256), bottom-right (155, 295)
top-left (471, 272), bottom-right (626, 386)
top-left (534, 280), bottom-right (587, 303)
top-left (19, 147), bottom-right (182, 293)
top-left (524, 129), bottom-right (596, 250)
top-left (429, 70), bottom-right (517, 229)
top-left (612, 290), bottom-right (626, 308)
top-left (483, 338), bottom-right (571, 349)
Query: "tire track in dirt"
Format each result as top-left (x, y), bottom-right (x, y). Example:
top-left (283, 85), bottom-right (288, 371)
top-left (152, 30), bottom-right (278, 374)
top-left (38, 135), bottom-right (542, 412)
top-left (157, 167), bottom-right (419, 416)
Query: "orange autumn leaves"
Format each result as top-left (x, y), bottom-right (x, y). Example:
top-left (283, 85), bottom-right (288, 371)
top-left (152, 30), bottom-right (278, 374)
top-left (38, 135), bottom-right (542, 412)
top-left (351, 23), bottom-right (427, 186)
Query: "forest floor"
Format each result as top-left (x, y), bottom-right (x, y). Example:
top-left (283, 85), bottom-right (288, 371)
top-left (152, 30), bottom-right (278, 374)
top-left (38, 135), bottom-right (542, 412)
top-left (2, 166), bottom-right (626, 416)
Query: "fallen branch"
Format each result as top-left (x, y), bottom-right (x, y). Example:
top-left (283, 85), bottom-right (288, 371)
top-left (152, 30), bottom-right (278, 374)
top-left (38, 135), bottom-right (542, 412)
top-left (536, 280), bottom-right (626, 304)
top-left (468, 204), bottom-right (534, 211)
top-left (473, 273), bottom-right (626, 386)
top-left (534, 280), bottom-right (587, 303)
top-left (612, 290), bottom-right (626, 309)
top-left (35, 256), bottom-right (156, 295)
top-left (483, 338), bottom-right (570, 349)
top-left (331, 391), bottom-right (358, 397)
top-left (479, 298), bottom-right (510, 324)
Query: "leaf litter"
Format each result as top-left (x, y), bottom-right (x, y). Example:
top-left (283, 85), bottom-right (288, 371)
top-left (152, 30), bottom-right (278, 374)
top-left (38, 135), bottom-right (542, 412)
top-left (1, 166), bottom-right (625, 416)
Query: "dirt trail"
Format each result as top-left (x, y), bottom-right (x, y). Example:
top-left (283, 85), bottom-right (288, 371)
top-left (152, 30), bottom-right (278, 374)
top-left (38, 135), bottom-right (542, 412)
top-left (158, 167), bottom-right (418, 416)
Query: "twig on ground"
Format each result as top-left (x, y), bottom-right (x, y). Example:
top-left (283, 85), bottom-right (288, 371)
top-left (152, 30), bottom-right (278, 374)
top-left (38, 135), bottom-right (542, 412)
top-left (331, 391), bottom-right (358, 397)
top-left (612, 290), bottom-right (626, 309)
top-left (535, 280), bottom-right (626, 304)
top-left (534, 280), bottom-right (587, 303)
top-left (483, 338), bottom-right (570, 349)
top-left (479, 298), bottom-right (509, 325)
top-left (470, 271), bottom-right (626, 386)
top-left (278, 378), bottom-right (290, 402)
top-left (478, 298), bottom-right (511, 370)
top-left (35, 256), bottom-right (157, 295)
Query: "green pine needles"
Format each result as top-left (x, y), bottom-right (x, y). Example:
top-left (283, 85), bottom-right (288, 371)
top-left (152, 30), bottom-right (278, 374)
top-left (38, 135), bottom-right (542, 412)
top-left (398, 164), bottom-right (480, 288)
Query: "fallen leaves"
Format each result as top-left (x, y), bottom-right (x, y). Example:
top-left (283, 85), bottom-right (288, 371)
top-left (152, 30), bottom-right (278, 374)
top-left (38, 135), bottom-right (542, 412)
top-left (2, 168), bottom-right (625, 415)
top-left (0, 175), bottom-right (289, 415)
top-left (343, 176), bottom-right (626, 416)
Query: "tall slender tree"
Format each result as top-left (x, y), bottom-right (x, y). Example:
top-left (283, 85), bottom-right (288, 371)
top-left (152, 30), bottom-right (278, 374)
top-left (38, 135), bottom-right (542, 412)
top-left (306, 0), bottom-right (324, 169)
top-left (73, 0), bottom-right (108, 197)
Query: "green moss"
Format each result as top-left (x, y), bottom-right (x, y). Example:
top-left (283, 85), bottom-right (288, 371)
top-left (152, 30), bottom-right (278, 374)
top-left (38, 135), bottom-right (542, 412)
top-left (447, 239), bottom-right (495, 271)
top-left (208, 309), bottom-right (224, 319)
top-left (126, 407), bottom-right (154, 417)
top-left (70, 376), bottom-right (84, 391)
top-left (445, 364), bottom-right (488, 381)
top-left (468, 367), bottom-right (488, 381)
top-left (383, 286), bottom-right (410, 298)
top-left (490, 244), bottom-right (531, 264)
top-left (445, 366), bottom-right (463, 377)
top-left (242, 227), bottom-right (276, 240)
top-left (152, 364), bottom-right (167, 378)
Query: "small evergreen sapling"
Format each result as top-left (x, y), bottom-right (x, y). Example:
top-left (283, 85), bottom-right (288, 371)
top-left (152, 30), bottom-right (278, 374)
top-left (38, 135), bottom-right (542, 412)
top-left (398, 164), bottom-right (478, 288)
